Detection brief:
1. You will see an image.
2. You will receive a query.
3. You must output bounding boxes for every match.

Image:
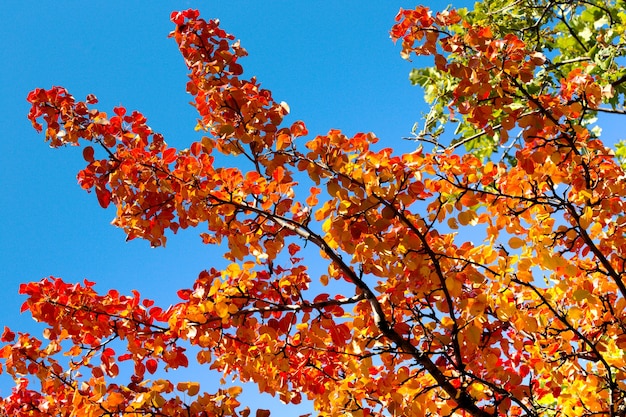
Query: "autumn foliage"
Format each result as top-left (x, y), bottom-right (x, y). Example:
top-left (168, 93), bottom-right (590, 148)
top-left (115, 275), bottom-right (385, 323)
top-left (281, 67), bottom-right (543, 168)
top-left (4, 1), bottom-right (626, 416)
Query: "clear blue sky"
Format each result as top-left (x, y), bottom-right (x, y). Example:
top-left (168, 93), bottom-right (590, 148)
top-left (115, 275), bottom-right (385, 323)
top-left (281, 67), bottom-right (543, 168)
top-left (2, 0), bottom-right (622, 414)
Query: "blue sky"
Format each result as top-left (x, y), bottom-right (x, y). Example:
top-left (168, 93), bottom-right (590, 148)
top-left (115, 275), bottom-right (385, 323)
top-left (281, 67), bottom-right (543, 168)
top-left (2, 0), bottom-right (623, 414)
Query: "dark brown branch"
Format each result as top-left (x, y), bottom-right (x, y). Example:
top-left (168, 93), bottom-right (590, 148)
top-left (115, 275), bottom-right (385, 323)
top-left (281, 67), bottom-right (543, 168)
top-left (232, 293), bottom-right (366, 316)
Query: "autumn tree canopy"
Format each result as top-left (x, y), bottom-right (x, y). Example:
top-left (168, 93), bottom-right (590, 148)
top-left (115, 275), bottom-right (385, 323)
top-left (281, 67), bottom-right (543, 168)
top-left (3, 1), bottom-right (626, 416)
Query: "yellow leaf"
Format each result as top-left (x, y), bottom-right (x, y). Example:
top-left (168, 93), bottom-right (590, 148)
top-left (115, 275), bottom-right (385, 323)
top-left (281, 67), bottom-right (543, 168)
top-left (322, 218), bottom-right (332, 233)
top-left (579, 206), bottom-right (593, 229)
top-left (208, 278), bottom-right (222, 297)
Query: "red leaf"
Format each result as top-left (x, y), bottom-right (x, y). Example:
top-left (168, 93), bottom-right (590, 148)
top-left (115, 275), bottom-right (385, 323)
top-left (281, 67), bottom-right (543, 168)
top-left (290, 121), bottom-right (308, 138)
top-left (313, 293), bottom-right (330, 303)
top-left (146, 358), bottom-right (158, 374)
top-left (288, 243), bottom-right (300, 256)
top-left (82, 146), bottom-right (95, 162)
top-left (83, 333), bottom-right (97, 346)
top-left (163, 147), bottom-right (177, 164)
top-left (177, 289), bottom-right (191, 300)
top-left (149, 306), bottom-right (164, 318)
top-left (175, 350), bottom-right (189, 368)
top-left (95, 185), bottom-right (111, 208)
top-left (229, 62), bottom-right (243, 75)
top-left (1, 326), bottom-right (15, 342)
top-left (190, 141), bottom-right (202, 156)
top-left (170, 11), bottom-right (185, 25)
top-left (26, 88), bottom-right (45, 104)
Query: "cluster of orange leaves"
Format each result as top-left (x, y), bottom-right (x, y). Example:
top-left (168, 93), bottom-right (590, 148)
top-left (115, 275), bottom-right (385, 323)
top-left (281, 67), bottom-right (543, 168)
top-left (2, 6), bottom-right (626, 417)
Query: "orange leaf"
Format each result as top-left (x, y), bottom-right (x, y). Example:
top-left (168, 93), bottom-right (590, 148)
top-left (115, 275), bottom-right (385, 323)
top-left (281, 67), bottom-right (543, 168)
top-left (106, 392), bottom-right (125, 407)
top-left (508, 237), bottom-right (525, 249)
